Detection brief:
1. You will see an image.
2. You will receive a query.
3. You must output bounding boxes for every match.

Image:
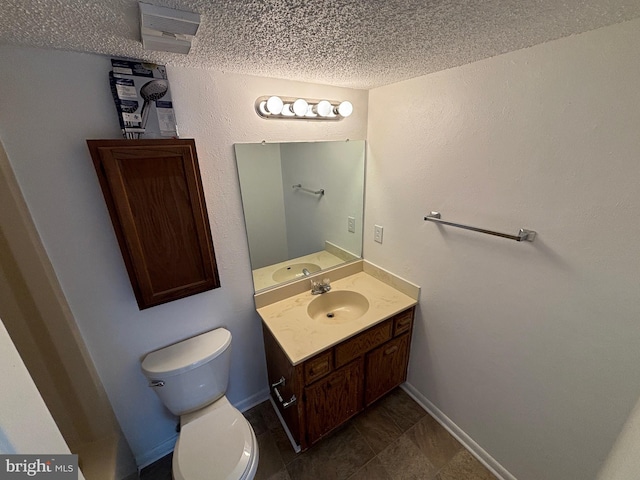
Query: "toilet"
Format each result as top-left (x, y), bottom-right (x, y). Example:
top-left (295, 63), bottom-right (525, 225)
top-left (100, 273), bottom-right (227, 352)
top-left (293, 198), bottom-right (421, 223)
top-left (141, 328), bottom-right (259, 480)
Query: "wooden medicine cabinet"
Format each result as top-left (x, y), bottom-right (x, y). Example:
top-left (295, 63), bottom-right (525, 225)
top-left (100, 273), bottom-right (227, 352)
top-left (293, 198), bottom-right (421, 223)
top-left (87, 139), bottom-right (220, 309)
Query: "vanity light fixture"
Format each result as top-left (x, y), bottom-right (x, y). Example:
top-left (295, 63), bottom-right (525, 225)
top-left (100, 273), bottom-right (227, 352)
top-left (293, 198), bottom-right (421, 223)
top-left (256, 96), bottom-right (353, 120)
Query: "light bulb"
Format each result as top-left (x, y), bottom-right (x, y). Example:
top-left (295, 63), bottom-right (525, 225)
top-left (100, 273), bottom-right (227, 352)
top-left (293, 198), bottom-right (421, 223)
top-left (337, 101), bottom-right (353, 117)
top-left (281, 103), bottom-right (295, 116)
top-left (314, 100), bottom-right (332, 117)
top-left (265, 96), bottom-right (284, 115)
top-left (292, 98), bottom-right (309, 117)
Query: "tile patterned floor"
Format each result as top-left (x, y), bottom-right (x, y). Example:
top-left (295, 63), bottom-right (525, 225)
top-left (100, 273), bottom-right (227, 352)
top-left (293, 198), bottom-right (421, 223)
top-left (139, 388), bottom-right (497, 480)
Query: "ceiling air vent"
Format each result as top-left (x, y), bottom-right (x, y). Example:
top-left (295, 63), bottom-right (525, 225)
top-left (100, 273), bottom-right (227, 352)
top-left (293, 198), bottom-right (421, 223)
top-left (139, 3), bottom-right (200, 54)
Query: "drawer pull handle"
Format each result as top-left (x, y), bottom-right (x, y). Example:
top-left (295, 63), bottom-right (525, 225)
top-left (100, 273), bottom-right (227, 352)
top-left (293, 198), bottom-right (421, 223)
top-left (384, 345), bottom-right (399, 356)
top-left (309, 362), bottom-right (328, 375)
top-left (273, 386), bottom-right (297, 409)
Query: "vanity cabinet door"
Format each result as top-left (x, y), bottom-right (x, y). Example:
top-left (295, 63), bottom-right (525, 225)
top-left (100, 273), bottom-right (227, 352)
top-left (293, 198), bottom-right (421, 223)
top-left (364, 333), bottom-right (410, 406)
top-left (87, 138), bottom-right (220, 309)
top-left (304, 358), bottom-right (364, 445)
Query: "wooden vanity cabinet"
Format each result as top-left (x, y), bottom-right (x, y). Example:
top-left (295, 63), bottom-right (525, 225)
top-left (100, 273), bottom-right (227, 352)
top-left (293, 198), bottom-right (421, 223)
top-left (364, 333), bottom-right (410, 406)
top-left (305, 357), bottom-right (364, 443)
top-left (87, 139), bottom-right (220, 309)
top-left (365, 308), bottom-right (413, 406)
top-left (263, 306), bottom-right (414, 450)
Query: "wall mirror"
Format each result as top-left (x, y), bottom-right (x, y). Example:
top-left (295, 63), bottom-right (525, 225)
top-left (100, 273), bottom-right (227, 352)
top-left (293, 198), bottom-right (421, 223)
top-left (234, 140), bottom-right (365, 292)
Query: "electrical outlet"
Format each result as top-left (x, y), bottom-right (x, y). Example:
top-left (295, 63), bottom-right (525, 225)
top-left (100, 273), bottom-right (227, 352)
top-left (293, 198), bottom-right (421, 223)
top-left (348, 216), bottom-right (356, 233)
top-left (374, 224), bottom-right (384, 243)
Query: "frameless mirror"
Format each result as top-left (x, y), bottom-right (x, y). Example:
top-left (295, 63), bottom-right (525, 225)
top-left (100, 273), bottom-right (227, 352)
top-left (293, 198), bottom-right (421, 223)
top-left (234, 140), bottom-right (365, 292)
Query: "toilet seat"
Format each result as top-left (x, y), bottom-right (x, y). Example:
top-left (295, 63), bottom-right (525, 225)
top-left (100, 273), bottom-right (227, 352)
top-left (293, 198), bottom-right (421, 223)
top-left (173, 400), bottom-right (258, 480)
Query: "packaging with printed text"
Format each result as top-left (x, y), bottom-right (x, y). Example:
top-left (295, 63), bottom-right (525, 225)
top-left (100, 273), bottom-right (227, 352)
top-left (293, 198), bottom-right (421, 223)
top-left (109, 59), bottom-right (178, 139)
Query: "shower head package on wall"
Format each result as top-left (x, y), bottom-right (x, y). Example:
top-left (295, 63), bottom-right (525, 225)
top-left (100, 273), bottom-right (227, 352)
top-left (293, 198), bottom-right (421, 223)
top-left (108, 59), bottom-right (178, 139)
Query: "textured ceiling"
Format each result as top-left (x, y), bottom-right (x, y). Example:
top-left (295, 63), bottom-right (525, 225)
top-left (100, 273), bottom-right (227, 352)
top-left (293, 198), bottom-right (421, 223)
top-left (1, 0), bottom-right (639, 89)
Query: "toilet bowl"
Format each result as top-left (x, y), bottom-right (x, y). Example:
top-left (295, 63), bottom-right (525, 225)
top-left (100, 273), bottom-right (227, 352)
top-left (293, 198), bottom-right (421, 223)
top-left (141, 328), bottom-right (259, 480)
top-left (174, 396), bottom-right (258, 480)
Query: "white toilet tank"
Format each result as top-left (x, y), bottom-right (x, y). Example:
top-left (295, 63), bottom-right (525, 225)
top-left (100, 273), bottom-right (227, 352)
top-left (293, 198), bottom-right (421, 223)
top-left (141, 328), bottom-right (232, 416)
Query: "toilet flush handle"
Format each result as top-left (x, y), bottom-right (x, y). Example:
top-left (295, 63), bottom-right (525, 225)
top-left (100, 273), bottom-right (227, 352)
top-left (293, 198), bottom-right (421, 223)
top-left (148, 380), bottom-right (165, 388)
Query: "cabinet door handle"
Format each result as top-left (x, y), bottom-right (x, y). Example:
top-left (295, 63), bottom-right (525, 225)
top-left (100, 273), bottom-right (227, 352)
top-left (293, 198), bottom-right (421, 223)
top-left (384, 345), bottom-right (399, 356)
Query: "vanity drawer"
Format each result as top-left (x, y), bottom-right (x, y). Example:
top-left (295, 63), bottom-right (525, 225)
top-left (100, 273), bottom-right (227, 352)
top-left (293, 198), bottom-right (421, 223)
top-left (393, 309), bottom-right (414, 336)
top-left (305, 350), bottom-right (333, 385)
top-left (335, 319), bottom-right (392, 368)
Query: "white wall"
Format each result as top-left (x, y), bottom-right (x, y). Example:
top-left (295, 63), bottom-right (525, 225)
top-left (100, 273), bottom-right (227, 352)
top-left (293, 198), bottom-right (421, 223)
top-left (0, 317), bottom-right (86, 479)
top-left (235, 143), bottom-right (288, 269)
top-left (366, 18), bottom-right (640, 480)
top-left (0, 45), bottom-right (368, 466)
top-left (281, 141), bottom-right (365, 258)
top-left (236, 140), bottom-right (365, 270)
top-left (597, 395), bottom-right (640, 480)
top-left (0, 139), bottom-right (137, 478)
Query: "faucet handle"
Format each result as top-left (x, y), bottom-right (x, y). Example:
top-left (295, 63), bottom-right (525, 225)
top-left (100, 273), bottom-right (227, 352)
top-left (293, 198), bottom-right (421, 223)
top-left (310, 278), bottom-right (330, 294)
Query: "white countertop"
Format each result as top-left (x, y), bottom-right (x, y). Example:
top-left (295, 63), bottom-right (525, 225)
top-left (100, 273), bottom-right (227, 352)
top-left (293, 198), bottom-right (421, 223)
top-left (252, 249), bottom-right (346, 291)
top-left (257, 270), bottom-right (418, 365)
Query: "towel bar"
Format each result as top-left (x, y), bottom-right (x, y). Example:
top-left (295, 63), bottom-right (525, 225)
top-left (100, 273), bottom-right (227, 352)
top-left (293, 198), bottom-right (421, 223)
top-left (293, 184), bottom-right (325, 195)
top-left (424, 212), bottom-right (536, 242)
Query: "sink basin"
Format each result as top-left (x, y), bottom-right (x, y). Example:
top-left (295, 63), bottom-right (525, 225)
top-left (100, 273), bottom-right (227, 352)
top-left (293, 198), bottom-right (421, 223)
top-left (272, 263), bottom-right (321, 282)
top-left (307, 290), bottom-right (370, 324)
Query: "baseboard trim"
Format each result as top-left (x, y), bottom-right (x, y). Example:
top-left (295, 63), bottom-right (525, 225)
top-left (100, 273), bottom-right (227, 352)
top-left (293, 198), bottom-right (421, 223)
top-left (237, 387), bottom-right (271, 413)
top-left (401, 383), bottom-right (517, 480)
top-left (136, 433), bottom-right (178, 471)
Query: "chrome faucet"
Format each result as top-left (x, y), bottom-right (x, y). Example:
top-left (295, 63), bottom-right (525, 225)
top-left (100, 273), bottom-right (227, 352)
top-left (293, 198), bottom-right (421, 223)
top-left (302, 268), bottom-right (311, 276)
top-left (310, 278), bottom-right (331, 295)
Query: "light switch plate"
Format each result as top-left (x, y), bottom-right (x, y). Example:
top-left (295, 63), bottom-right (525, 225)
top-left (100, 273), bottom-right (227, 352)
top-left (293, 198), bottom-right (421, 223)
top-left (348, 216), bottom-right (356, 233)
top-left (374, 224), bottom-right (383, 243)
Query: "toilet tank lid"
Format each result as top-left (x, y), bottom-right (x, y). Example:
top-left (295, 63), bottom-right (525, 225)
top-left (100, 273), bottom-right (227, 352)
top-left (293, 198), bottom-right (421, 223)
top-left (141, 328), bottom-right (232, 378)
